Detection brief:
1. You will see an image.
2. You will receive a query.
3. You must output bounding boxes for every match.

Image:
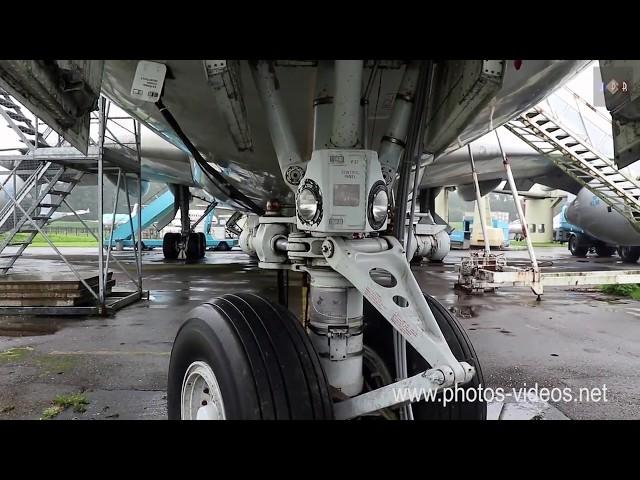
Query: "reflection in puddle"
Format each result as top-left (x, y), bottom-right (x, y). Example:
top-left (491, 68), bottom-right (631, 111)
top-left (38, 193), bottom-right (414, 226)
top-left (0, 316), bottom-right (63, 337)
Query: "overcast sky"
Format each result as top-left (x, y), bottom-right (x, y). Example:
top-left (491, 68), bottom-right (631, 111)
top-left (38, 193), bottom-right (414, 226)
top-left (0, 60), bottom-right (605, 153)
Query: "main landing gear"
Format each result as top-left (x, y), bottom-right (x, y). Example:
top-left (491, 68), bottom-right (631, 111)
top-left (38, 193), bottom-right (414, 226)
top-left (162, 186), bottom-right (207, 261)
top-left (162, 232), bottom-right (206, 261)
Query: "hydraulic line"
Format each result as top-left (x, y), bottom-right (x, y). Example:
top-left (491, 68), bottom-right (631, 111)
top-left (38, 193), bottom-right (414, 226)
top-left (155, 98), bottom-right (264, 216)
top-left (391, 60), bottom-right (433, 420)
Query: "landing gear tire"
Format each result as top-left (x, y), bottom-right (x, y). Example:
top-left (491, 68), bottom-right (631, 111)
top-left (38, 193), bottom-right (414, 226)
top-left (167, 293), bottom-right (333, 419)
top-left (186, 232), bottom-right (201, 260)
top-left (162, 232), bottom-right (180, 259)
top-left (618, 246), bottom-right (640, 263)
top-left (595, 245), bottom-right (616, 257)
top-left (363, 293), bottom-right (486, 420)
top-left (569, 235), bottom-right (588, 257)
top-left (198, 232), bottom-right (206, 258)
top-left (217, 241), bottom-right (231, 252)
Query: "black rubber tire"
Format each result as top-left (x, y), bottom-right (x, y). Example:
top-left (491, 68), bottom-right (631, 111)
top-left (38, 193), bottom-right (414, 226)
top-left (217, 241), bottom-right (231, 252)
top-left (569, 235), bottom-right (588, 257)
top-left (618, 246), bottom-right (640, 263)
top-left (167, 293), bottom-right (333, 419)
top-left (595, 245), bottom-right (616, 257)
top-left (186, 232), bottom-right (201, 260)
top-left (198, 232), bottom-right (206, 258)
top-left (363, 293), bottom-right (486, 420)
top-left (162, 233), bottom-right (180, 259)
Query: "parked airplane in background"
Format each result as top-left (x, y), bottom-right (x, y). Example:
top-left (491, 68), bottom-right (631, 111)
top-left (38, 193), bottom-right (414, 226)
top-left (101, 203), bottom-right (138, 228)
top-left (48, 208), bottom-right (90, 222)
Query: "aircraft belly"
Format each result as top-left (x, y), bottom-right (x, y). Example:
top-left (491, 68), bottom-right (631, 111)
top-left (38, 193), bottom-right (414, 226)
top-left (102, 60), bottom-right (305, 207)
top-left (100, 60), bottom-right (588, 209)
top-left (433, 60), bottom-right (591, 158)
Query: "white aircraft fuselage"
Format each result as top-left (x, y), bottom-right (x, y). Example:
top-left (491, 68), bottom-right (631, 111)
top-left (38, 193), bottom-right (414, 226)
top-left (100, 60), bottom-right (589, 211)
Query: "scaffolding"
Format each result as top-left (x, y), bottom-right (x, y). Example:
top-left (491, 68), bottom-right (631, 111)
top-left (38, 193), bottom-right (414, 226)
top-left (0, 93), bottom-right (146, 315)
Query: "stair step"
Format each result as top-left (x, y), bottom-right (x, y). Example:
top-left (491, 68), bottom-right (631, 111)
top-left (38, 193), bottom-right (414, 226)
top-left (0, 98), bottom-right (17, 108)
top-left (5, 111), bottom-right (29, 123)
top-left (8, 241), bottom-right (30, 246)
top-left (57, 175), bottom-right (81, 183)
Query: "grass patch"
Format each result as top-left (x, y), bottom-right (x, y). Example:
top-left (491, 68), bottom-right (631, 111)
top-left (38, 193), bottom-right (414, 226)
top-left (599, 284), bottom-right (640, 300)
top-left (0, 233), bottom-right (97, 247)
top-left (41, 393), bottom-right (89, 420)
top-left (35, 354), bottom-right (77, 374)
top-left (0, 346), bottom-right (34, 365)
top-left (41, 405), bottom-right (64, 419)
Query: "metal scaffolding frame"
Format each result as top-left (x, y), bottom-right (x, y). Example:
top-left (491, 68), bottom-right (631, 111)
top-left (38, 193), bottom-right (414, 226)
top-left (0, 93), bottom-right (146, 315)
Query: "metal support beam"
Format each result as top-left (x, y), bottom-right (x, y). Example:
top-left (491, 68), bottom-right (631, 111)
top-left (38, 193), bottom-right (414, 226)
top-left (135, 120), bottom-right (143, 290)
top-left (331, 60), bottom-right (364, 148)
top-left (378, 62), bottom-right (421, 186)
top-left (468, 144), bottom-right (491, 256)
top-left (97, 97), bottom-right (107, 307)
top-left (251, 61), bottom-right (304, 190)
top-left (334, 367), bottom-right (447, 420)
top-left (496, 129), bottom-right (541, 296)
top-left (390, 60), bottom-right (432, 420)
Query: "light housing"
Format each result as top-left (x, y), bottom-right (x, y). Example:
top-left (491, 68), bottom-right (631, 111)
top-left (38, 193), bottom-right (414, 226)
top-left (368, 180), bottom-right (388, 230)
top-left (296, 179), bottom-right (322, 225)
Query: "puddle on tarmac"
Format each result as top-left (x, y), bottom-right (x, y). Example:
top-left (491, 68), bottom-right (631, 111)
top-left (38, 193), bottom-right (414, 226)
top-left (0, 316), bottom-right (63, 337)
top-left (448, 305), bottom-right (478, 319)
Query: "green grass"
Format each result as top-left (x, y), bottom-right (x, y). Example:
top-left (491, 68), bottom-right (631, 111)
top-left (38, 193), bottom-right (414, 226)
top-left (41, 393), bottom-right (89, 420)
top-left (599, 284), bottom-right (640, 300)
top-left (0, 233), bottom-right (97, 247)
top-left (0, 346), bottom-right (33, 365)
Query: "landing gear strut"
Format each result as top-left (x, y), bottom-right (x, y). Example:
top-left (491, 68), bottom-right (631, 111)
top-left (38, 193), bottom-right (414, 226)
top-left (167, 60), bottom-right (484, 420)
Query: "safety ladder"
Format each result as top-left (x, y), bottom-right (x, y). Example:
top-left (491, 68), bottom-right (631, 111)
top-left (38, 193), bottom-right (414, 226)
top-left (504, 92), bottom-right (640, 232)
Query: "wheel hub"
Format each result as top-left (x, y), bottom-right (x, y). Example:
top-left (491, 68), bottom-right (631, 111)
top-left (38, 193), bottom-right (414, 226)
top-left (181, 361), bottom-right (226, 420)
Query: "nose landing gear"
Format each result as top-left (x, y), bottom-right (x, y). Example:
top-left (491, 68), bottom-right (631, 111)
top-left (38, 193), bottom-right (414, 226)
top-left (166, 60), bottom-right (485, 420)
top-left (167, 293), bottom-right (333, 419)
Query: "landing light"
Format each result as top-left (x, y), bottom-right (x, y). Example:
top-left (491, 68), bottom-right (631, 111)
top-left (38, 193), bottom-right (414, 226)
top-left (297, 182), bottom-right (321, 224)
top-left (368, 181), bottom-right (388, 230)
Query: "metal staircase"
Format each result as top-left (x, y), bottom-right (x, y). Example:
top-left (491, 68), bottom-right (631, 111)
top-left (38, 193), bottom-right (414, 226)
top-left (0, 88), bottom-right (87, 273)
top-left (504, 87), bottom-right (640, 232)
top-left (0, 163), bottom-right (84, 273)
top-left (0, 87), bottom-right (50, 149)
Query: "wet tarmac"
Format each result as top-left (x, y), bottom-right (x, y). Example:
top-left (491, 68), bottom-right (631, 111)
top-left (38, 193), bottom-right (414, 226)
top-left (0, 245), bottom-right (638, 420)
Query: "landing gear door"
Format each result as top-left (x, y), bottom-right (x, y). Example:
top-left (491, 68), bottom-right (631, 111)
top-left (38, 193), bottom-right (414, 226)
top-left (599, 60), bottom-right (640, 169)
top-left (0, 60), bottom-right (104, 154)
top-left (424, 60), bottom-right (504, 156)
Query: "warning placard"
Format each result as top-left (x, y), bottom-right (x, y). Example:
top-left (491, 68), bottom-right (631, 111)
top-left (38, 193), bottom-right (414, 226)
top-left (130, 60), bottom-right (167, 103)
